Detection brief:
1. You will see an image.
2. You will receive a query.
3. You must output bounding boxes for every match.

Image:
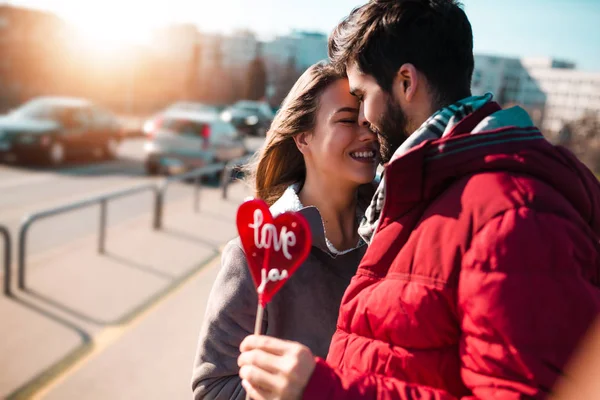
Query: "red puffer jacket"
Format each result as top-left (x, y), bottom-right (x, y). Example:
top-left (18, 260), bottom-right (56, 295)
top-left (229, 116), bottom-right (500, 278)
top-left (303, 105), bottom-right (600, 399)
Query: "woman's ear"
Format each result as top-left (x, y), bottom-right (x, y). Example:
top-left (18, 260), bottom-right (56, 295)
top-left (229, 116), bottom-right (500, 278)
top-left (293, 132), bottom-right (311, 155)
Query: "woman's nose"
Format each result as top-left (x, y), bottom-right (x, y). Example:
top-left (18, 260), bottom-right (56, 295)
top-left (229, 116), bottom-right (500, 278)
top-left (358, 124), bottom-right (377, 142)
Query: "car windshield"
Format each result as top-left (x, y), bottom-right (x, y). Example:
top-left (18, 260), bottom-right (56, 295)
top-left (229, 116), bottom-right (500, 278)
top-left (162, 117), bottom-right (206, 135)
top-left (168, 103), bottom-right (219, 114)
top-left (11, 99), bottom-right (59, 121)
top-left (231, 101), bottom-right (273, 117)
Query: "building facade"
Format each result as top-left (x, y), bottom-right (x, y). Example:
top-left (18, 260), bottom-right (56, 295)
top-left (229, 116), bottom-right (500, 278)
top-left (0, 5), bottom-right (69, 108)
top-left (262, 30), bottom-right (328, 71)
top-left (473, 55), bottom-right (600, 133)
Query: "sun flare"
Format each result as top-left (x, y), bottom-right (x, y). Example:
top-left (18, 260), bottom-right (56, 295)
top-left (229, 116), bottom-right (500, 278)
top-left (64, 6), bottom-right (155, 57)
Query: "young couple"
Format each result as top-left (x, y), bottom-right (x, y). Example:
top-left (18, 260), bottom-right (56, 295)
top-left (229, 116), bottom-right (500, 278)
top-left (193, 1), bottom-right (600, 399)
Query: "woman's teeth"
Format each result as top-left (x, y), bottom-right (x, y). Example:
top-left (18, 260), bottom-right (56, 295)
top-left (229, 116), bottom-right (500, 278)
top-left (351, 151), bottom-right (375, 159)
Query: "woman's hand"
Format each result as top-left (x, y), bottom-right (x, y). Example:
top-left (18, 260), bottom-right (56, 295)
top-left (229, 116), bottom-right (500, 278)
top-left (238, 335), bottom-right (316, 400)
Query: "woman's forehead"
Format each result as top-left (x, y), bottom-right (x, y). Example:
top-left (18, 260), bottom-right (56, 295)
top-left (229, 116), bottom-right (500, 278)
top-left (319, 79), bottom-right (359, 112)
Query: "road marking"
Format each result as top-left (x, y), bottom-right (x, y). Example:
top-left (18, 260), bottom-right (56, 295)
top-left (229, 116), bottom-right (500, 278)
top-left (0, 178), bottom-right (158, 225)
top-left (0, 159), bottom-right (146, 189)
top-left (0, 165), bottom-right (123, 190)
top-left (0, 173), bottom-right (58, 190)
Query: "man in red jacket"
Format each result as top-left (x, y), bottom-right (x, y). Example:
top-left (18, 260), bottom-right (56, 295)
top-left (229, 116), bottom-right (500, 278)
top-left (237, 1), bottom-right (600, 399)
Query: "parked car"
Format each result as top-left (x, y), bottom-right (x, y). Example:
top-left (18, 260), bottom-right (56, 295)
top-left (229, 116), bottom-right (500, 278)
top-left (0, 96), bottom-right (122, 166)
top-left (119, 115), bottom-right (146, 138)
top-left (220, 100), bottom-right (274, 136)
top-left (144, 110), bottom-right (247, 175)
top-left (142, 102), bottom-right (221, 138)
top-left (165, 102), bottom-right (222, 114)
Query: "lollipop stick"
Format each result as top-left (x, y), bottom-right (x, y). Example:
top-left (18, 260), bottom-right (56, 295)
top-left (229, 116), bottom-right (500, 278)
top-left (253, 303), bottom-right (264, 335)
top-left (245, 302), bottom-right (264, 400)
top-left (246, 252), bottom-right (269, 399)
top-left (254, 268), bottom-right (266, 336)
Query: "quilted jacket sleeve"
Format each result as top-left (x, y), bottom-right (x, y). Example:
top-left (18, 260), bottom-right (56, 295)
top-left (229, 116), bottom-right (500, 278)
top-left (303, 207), bottom-right (600, 399)
top-left (192, 241), bottom-right (265, 400)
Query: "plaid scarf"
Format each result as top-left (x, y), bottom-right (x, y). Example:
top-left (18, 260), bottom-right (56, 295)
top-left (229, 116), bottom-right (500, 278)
top-left (358, 93), bottom-right (494, 244)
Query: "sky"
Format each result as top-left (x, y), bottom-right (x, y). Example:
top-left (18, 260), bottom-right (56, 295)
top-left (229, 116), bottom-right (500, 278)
top-left (5, 0), bottom-right (600, 71)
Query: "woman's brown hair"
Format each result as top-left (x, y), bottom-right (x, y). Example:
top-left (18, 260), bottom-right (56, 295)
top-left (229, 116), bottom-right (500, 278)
top-left (245, 62), bottom-right (346, 206)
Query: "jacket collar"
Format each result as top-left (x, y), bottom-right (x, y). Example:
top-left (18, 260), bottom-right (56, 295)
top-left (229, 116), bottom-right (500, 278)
top-left (270, 184), bottom-right (367, 256)
top-left (380, 105), bottom-right (600, 240)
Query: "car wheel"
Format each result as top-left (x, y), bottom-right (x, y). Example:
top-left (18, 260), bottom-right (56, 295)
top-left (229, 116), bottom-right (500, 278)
top-left (145, 160), bottom-right (159, 175)
top-left (105, 137), bottom-right (119, 160)
top-left (47, 141), bottom-right (66, 166)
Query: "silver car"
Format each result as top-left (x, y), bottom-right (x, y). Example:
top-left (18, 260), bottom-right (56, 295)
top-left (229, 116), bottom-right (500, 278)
top-left (144, 111), bottom-right (246, 175)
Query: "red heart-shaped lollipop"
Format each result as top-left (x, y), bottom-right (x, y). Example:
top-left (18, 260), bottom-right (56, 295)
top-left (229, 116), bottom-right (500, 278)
top-left (236, 199), bottom-right (312, 306)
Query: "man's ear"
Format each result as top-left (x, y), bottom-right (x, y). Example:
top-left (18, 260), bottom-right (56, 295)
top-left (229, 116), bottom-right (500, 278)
top-left (293, 132), bottom-right (311, 154)
top-left (394, 63), bottom-right (419, 103)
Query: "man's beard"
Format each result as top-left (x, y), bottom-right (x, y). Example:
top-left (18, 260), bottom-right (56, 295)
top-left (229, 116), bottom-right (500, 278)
top-left (370, 97), bottom-right (410, 164)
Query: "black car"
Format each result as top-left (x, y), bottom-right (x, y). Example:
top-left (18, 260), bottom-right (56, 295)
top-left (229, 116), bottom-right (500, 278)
top-left (220, 100), bottom-right (274, 137)
top-left (0, 96), bottom-right (122, 166)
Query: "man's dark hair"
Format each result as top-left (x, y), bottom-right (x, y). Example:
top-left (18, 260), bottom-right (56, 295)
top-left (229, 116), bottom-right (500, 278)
top-left (329, 0), bottom-right (474, 108)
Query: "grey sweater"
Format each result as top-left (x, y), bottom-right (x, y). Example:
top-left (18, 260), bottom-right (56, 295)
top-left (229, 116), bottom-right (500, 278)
top-left (191, 186), bottom-right (366, 399)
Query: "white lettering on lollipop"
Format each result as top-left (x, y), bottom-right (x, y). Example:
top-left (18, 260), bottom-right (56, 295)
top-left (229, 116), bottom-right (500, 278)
top-left (248, 209), bottom-right (297, 260)
top-left (257, 268), bottom-right (289, 294)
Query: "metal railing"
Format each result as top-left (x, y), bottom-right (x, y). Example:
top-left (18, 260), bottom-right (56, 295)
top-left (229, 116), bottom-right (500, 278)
top-left (15, 154), bottom-right (252, 292)
top-left (221, 155), bottom-right (252, 200)
top-left (18, 183), bottom-right (158, 290)
top-left (1, 225), bottom-right (11, 296)
top-left (153, 162), bottom-right (225, 230)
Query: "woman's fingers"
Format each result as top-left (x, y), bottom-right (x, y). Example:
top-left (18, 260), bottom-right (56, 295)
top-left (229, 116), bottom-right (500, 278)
top-left (238, 336), bottom-right (316, 400)
top-left (240, 335), bottom-right (290, 355)
top-left (238, 349), bottom-right (280, 374)
top-left (240, 365), bottom-right (282, 397)
top-left (242, 379), bottom-right (269, 400)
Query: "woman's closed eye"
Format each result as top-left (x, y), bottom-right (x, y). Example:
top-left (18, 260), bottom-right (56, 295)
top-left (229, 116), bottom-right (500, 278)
top-left (333, 107), bottom-right (359, 125)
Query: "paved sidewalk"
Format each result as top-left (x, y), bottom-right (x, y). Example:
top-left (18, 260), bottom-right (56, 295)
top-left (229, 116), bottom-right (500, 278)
top-left (1, 181), bottom-right (250, 399)
top-left (40, 248), bottom-right (223, 400)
